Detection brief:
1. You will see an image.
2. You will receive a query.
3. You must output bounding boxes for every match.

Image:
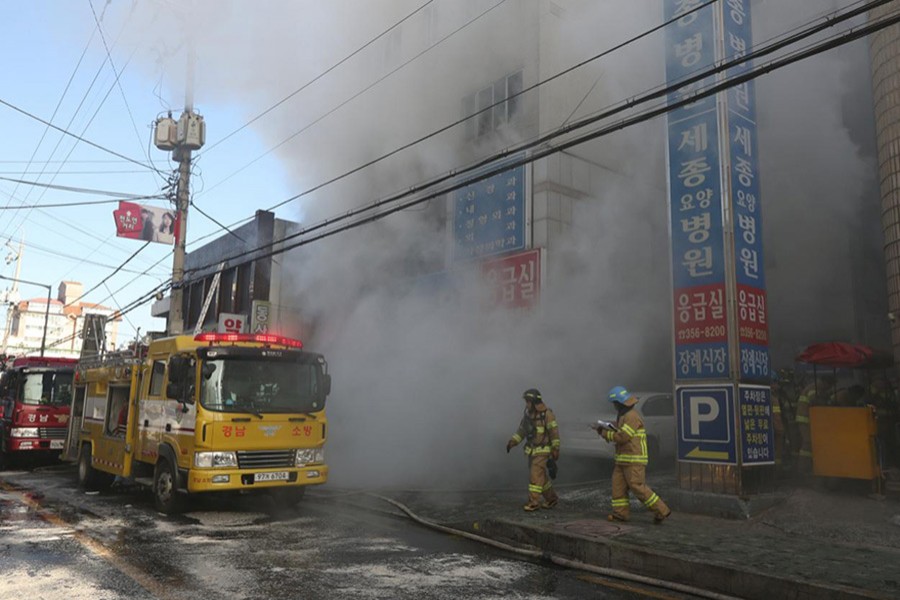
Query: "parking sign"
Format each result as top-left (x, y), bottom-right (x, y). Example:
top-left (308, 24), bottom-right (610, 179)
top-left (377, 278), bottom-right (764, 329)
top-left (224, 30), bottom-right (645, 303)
top-left (676, 385), bottom-right (737, 464)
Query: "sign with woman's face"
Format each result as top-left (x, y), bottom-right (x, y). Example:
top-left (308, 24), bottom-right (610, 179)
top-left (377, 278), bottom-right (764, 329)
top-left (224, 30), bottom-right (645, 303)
top-left (113, 201), bottom-right (180, 245)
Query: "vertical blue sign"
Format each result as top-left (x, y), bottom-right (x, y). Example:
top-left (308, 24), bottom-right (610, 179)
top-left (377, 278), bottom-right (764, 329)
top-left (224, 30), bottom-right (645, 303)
top-left (665, 1), bottom-right (729, 380)
top-left (738, 385), bottom-right (775, 464)
top-left (722, 0), bottom-right (771, 381)
top-left (453, 156), bottom-right (525, 262)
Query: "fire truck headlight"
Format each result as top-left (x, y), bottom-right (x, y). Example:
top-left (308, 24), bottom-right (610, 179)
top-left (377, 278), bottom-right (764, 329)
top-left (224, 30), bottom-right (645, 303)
top-left (194, 451), bottom-right (238, 468)
top-left (295, 448), bottom-right (324, 466)
top-left (10, 427), bottom-right (39, 438)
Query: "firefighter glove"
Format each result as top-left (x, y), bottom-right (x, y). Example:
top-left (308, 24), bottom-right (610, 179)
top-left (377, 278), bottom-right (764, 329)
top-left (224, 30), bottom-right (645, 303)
top-left (506, 440), bottom-right (514, 453)
top-left (547, 458), bottom-right (558, 480)
top-left (551, 449), bottom-right (559, 461)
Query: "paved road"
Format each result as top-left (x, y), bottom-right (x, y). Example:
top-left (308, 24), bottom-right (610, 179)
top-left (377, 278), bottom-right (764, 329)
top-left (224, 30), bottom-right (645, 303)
top-left (1, 465), bottom-right (699, 600)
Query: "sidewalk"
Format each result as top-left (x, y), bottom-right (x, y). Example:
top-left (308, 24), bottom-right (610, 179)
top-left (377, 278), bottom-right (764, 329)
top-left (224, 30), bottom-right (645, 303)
top-left (348, 476), bottom-right (900, 600)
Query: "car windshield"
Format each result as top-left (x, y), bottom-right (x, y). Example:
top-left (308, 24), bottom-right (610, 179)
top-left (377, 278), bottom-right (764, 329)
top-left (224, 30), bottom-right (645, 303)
top-left (199, 357), bottom-right (324, 414)
top-left (20, 370), bottom-right (74, 406)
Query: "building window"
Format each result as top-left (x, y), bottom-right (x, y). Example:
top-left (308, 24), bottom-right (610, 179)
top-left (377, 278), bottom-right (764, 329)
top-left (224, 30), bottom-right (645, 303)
top-left (463, 70), bottom-right (524, 140)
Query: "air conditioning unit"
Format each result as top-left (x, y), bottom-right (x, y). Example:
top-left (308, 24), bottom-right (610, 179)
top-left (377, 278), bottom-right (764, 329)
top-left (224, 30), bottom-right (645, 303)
top-left (154, 116), bottom-right (178, 151)
top-left (177, 112), bottom-right (206, 150)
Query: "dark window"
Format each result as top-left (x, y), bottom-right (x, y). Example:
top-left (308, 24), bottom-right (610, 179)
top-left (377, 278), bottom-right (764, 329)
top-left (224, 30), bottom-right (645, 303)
top-left (149, 360), bottom-right (166, 396)
top-left (641, 395), bottom-right (674, 417)
top-left (493, 78), bottom-right (507, 126)
top-left (236, 263), bottom-right (251, 313)
top-left (507, 71), bottom-right (523, 119)
top-left (476, 87), bottom-right (493, 137)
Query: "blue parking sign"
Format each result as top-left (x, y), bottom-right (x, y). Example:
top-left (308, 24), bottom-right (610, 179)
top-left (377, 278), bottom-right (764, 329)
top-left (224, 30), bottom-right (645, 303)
top-left (676, 385), bottom-right (737, 464)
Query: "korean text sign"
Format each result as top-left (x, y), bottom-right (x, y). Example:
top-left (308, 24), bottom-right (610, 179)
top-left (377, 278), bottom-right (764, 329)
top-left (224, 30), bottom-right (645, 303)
top-left (665, 0), bottom-right (729, 379)
top-left (454, 157), bottom-right (526, 261)
top-left (480, 248), bottom-right (541, 309)
top-left (113, 201), bottom-right (179, 245)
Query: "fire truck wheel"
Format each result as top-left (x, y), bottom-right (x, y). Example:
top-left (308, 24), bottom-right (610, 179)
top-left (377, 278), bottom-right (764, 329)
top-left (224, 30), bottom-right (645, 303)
top-left (153, 458), bottom-right (185, 514)
top-left (77, 445), bottom-right (110, 491)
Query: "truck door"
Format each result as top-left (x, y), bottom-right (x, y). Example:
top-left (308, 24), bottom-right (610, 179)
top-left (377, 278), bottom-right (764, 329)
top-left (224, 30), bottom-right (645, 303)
top-left (135, 358), bottom-right (167, 464)
top-left (92, 383), bottom-right (132, 477)
top-left (62, 385), bottom-right (86, 462)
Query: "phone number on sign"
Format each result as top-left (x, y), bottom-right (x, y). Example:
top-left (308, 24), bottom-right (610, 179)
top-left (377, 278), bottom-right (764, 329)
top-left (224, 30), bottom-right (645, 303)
top-left (739, 326), bottom-right (768, 342)
top-left (677, 325), bottom-right (726, 342)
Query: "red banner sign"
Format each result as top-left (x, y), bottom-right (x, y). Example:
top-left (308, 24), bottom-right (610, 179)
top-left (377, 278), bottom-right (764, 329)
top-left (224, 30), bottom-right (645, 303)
top-left (113, 201), bottom-right (180, 245)
top-left (481, 248), bottom-right (541, 309)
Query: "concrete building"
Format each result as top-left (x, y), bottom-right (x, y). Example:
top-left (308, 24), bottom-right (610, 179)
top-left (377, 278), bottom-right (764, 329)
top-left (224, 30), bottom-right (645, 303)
top-left (2, 281), bottom-right (120, 358)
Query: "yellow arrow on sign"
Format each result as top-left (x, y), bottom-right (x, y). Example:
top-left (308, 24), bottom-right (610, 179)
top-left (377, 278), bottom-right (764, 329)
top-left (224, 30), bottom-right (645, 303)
top-left (686, 447), bottom-right (730, 460)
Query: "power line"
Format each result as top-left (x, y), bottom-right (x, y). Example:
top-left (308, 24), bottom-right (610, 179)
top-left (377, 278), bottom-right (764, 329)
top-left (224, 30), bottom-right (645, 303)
top-left (0, 176), bottom-right (167, 198)
top-left (63, 240), bottom-right (153, 309)
top-left (0, 97), bottom-right (156, 170)
top-left (184, 1), bottom-right (897, 277)
top-left (196, 0), bottom-right (509, 198)
top-left (14, 238), bottom-right (167, 276)
top-left (202, 0), bottom-right (436, 155)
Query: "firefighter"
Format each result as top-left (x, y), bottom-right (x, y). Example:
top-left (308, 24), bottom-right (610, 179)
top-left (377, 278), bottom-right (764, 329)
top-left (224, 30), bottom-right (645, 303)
top-left (599, 386), bottom-right (671, 523)
top-left (506, 388), bottom-right (560, 511)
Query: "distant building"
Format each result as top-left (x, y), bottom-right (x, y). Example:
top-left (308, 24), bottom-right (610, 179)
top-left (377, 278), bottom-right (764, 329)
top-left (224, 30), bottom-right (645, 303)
top-left (2, 281), bottom-right (120, 358)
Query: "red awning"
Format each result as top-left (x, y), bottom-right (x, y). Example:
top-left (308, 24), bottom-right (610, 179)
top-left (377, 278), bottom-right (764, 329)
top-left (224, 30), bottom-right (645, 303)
top-left (795, 342), bottom-right (889, 369)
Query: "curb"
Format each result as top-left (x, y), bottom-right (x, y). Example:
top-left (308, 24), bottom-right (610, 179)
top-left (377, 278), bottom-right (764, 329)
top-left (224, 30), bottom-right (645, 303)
top-left (471, 518), bottom-right (892, 600)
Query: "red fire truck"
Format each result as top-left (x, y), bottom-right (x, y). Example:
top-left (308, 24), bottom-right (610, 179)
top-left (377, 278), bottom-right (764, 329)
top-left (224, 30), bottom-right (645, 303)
top-left (0, 356), bottom-right (76, 468)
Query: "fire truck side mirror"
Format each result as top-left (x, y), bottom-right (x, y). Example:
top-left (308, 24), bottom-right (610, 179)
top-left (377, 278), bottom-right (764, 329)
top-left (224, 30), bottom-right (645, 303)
top-left (323, 374), bottom-right (332, 397)
top-left (166, 382), bottom-right (185, 402)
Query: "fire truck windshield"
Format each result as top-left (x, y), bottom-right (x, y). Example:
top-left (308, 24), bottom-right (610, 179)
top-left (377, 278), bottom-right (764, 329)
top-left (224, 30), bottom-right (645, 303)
top-left (199, 357), bottom-right (324, 414)
top-left (20, 370), bottom-right (74, 406)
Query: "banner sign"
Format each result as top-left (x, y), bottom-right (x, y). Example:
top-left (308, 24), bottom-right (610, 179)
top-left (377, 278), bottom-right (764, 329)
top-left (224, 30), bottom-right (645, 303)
top-left (250, 300), bottom-right (271, 333)
top-left (481, 248), bottom-right (541, 310)
top-left (217, 313), bottom-right (247, 334)
top-left (665, 2), bottom-right (729, 380)
top-left (453, 156), bottom-right (526, 262)
top-left (113, 201), bottom-right (179, 245)
top-left (738, 384), bottom-right (775, 465)
top-left (723, 0), bottom-right (770, 380)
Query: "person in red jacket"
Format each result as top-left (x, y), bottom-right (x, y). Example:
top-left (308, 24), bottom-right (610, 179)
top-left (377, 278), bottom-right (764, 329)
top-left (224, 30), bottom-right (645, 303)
top-left (598, 386), bottom-right (671, 523)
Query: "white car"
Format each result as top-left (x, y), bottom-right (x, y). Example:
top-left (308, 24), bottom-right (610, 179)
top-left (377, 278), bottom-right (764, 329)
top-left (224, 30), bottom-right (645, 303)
top-left (559, 392), bottom-right (677, 465)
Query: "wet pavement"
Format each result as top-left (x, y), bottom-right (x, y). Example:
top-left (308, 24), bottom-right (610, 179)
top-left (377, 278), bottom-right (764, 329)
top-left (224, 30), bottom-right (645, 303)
top-left (357, 465), bottom-right (900, 600)
top-left (0, 464), bottom-right (703, 600)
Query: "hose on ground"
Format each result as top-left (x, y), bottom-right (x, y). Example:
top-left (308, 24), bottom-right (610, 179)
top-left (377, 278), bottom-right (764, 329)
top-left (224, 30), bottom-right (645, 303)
top-left (367, 493), bottom-right (739, 600)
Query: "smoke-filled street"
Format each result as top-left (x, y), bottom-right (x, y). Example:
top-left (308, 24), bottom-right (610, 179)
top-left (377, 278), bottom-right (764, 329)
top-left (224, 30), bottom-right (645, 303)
top-left (1, 465), bottom-right (705, 600)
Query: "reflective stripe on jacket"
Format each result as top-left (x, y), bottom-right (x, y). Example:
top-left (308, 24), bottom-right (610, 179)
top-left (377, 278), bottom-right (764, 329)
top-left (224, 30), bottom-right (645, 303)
top-left (603, 408), bottom-right (648, 465)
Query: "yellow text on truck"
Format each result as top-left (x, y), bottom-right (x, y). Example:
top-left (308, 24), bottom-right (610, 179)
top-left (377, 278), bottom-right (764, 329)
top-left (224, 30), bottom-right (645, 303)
top-left (66, 332), bottom-right (331, 513)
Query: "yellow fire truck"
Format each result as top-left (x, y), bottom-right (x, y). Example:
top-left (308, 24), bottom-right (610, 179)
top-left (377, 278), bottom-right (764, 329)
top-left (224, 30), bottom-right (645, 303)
top-left (64, 332), bottom-right (331, 513)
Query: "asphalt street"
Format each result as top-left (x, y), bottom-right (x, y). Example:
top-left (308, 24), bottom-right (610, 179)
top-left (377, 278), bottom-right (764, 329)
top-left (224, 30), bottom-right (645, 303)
top-left (0, 464), bottom-right (702, 600)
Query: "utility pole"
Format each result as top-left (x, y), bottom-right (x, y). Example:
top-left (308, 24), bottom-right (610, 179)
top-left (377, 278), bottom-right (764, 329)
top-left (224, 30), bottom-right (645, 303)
top-left (154, 42), bottom-right (204, 335)
top-left (154, 112), bottom-right (205, 335)
top-left (1, 235), bottom-right (23, 354)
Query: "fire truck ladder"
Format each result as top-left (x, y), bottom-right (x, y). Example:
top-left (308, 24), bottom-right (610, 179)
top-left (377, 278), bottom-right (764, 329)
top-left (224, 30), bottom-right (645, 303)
top-left (193, 262), bottom-right (226, 335)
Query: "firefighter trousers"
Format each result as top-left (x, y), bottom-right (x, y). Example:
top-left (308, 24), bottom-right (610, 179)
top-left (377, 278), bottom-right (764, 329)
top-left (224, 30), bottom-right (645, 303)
top-left (610, 463), bottom-right (669, 519)
top-left (527, 454), bottom-right (558, 506)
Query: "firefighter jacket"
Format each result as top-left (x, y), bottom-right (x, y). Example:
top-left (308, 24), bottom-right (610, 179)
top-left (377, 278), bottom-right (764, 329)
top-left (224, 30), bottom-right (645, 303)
top-left (510, 402), bottom-right (560, 456)
top-left (603, 407), bottom-right (648, 465)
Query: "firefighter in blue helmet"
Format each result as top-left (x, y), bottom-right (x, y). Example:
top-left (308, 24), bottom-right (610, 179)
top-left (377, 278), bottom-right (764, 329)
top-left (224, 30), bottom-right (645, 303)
top-left (597, 386), bottom-right (671, 523)
top-left (507, 388), bottom-right (561, 511)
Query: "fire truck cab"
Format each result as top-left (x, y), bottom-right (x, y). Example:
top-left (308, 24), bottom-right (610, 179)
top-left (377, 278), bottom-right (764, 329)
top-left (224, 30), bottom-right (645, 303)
top-left (65, 332), bottom-right (331, 513)
top-left (0, 356), bottom-right (76, 468)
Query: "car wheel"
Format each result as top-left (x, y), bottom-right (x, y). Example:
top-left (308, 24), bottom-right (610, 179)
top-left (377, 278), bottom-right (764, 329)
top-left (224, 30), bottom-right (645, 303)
top-left (153, 458), bottom-right (185, 514)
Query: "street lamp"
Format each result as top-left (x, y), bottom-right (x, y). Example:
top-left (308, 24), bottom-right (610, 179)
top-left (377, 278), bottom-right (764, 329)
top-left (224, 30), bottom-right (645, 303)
top-left (0, 274), bottom-right (52, 357)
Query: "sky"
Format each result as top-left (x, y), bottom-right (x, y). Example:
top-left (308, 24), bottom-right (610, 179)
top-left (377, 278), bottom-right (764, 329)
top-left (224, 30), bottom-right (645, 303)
top-left (0, 0), bottom-right (297, 343)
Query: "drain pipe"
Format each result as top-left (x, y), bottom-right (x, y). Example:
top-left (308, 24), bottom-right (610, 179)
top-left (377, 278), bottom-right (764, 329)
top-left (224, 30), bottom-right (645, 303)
top-left (367, 493), bottom-right (739, 600)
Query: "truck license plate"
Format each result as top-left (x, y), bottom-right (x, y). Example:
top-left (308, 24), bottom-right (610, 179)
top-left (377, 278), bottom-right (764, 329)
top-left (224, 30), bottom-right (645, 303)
top-left (254, 471), bottom-right (289, 482)
top-left (50, 440), bottom-right (64, 450)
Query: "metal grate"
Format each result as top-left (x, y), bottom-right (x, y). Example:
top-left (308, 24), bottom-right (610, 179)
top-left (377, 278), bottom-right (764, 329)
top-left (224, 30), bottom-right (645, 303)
top-left (236, 450), bottom-right (294, 469)
top-left (38, 427), bottom-right (67, 439)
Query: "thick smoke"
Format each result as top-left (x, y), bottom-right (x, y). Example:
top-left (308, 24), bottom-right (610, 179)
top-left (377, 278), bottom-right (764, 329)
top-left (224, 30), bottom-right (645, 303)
top-left (115, 0), bottom-right (887, 489)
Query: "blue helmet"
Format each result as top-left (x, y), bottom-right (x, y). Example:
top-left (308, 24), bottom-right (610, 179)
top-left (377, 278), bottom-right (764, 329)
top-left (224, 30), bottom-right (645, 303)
top-left (608, 386), bottom-right (630, 404)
